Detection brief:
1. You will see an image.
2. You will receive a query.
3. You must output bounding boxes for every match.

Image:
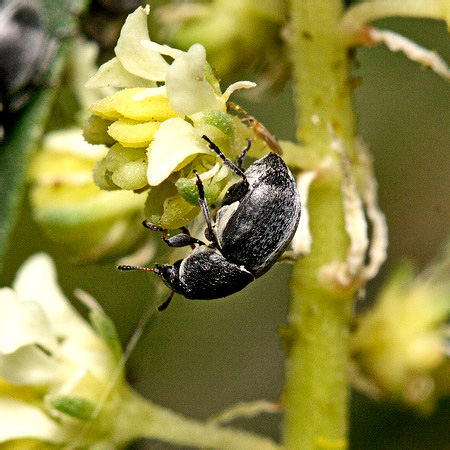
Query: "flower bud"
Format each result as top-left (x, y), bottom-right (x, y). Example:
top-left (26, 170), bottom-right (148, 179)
top-left (351, 257), bottom-right (449, 412)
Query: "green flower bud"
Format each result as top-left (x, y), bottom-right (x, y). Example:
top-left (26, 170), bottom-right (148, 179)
top-left (351, 256), bottom-right (450, 412)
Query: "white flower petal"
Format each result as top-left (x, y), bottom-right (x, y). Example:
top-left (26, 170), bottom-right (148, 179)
top-left (0, 398), bottom-right (63, 443)
top-left (44, 128), bottom-right (107, 160)
top-left (140, 40), bottom-right (182, 59)
top-left (115, 6), bottom-right (170, 81)
top-left (86, 57), bottom-right (156, 89)
top-left (0, 287), bottom-right (58, 355)
top-left (166, 44), bottom-right (225, 115)
top-left (0, 345), bottom-right (64, 386)
top-left (147, 118), bottom-right (210, 185)
top-left (12, 254), bottom-right (92, 341)
top-left (223, 81), bottom-right (257, 100)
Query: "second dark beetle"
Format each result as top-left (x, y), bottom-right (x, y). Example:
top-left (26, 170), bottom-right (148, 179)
top-left (0, 0), bottom-right (54, 113)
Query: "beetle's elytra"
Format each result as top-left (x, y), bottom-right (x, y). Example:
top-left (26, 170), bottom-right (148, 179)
top-left (119, 136), bottom-right (301, 310)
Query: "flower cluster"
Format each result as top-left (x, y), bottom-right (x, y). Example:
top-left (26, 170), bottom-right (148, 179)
top-left (84, 6), bottom-right (268, 230)
top-left (0, 254), bottom-right (124, 446)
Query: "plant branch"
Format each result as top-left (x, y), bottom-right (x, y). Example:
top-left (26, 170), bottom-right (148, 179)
top-left (283, 1), bottom-right (358, 448)
top-left (114, 387), bottom-right (281, 449)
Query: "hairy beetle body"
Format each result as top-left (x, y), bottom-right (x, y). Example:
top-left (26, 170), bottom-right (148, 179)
top-left (217, 152), bottom-right (300, 277)
top-left (118, 137), bottom-right (301, 310)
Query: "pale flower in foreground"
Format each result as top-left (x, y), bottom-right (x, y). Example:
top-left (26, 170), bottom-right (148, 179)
top-left (29, 128), bottom-right (148, 263)
top-left (0, 255), bottom-right (281, 448)
top-left (0, 253), bottom-right (123, 446)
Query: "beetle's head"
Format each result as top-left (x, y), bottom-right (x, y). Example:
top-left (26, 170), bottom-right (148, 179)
top-left (153, 261), bottom-right (182, 292)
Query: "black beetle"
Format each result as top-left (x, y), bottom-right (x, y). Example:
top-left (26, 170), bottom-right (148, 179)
top-left (119, 135), bottom-right (301, 310)
top-left (0, 0), bottom-right (55, 115)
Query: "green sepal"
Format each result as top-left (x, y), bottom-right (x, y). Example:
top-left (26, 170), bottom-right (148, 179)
top-left (202, 110), bottom-right (234, 137)
top-left (203, 62), bottom-right (221, 95)
top-left (89, 310), bottom-right (122, 363)
top-left (175, 177), bottom-right (220, 206)
top-left (46, 395), bottom-right (96, 421)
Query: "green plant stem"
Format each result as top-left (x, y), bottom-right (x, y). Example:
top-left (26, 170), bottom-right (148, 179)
top-left (112, 386), bottom-right (281, 449)
top-left (283, 1), bottom-right (357, 448)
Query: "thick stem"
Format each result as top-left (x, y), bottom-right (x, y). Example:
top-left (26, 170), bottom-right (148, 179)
top-left (283, 1), bottom-right (356, 448)
top-left (113, 386), bottom-right (281, 449)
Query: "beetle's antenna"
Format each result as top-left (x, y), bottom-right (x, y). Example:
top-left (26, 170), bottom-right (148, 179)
top-left (117, 265), bottom-right (175, 311)
top-left (202, 135), bottom-right (247, 182)
top-left (117, 264), bottom-right (155, 272)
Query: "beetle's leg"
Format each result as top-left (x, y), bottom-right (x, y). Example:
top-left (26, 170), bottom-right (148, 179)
top-left (157, 290), bottom-right (175, 311)
top-left (142, 220), bottom-right (204, 248)
top-left (236, 138), bottom-right (252, 170)
top-left (179, 226), bottom-right (203, 249)
top-left (193, 170), bottom-right (220, 248)
top-left (162, 233), bottom-right (205, 248)
top-left (202, 135), bottom-right (248, 184)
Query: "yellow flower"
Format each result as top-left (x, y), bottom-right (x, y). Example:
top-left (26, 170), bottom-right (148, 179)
top-left (84, 6), bottom-right (268, 229)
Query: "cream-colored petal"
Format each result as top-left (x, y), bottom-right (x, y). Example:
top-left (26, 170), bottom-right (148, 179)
top-left (115, 6), bottom-right (170, 81)
top-left (140, 40), bottom-right (182, 59)
top-left (12, 254), bottom-right (92, 341)
top-left (147, 118), bottom-right (210, 186)
top-left (86, 57), bottom-right (156, 89)
top-left (223, 81), bottom-right (257, 100)
top-left (0, 398), bottom-right (64, 443)
top-left (0, 345), bottom-right (64, 386)
top-left (166, 44), bottom-right (225, 115)
top-left (59, 331), bottom-right (116, 382)
top-left (0, 288), bottom-right (58, 355)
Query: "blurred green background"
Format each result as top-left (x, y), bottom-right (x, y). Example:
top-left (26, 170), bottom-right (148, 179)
top-left (1, 13), bottom-right (449, 449)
